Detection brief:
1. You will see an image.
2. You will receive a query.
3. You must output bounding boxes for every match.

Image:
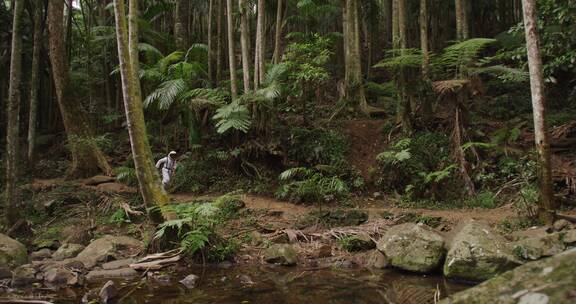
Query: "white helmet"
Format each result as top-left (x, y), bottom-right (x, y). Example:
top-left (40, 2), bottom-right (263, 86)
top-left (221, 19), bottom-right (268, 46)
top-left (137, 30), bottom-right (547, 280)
top-left (169, 151), bottom-right (177, 156)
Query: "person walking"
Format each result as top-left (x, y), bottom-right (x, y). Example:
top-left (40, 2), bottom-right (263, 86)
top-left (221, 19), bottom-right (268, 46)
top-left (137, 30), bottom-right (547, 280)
top-left (156, 151), bottom-right (178, 190)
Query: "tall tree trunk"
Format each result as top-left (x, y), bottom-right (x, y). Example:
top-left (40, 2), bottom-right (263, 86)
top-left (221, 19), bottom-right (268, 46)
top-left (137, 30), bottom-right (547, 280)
top-left (254, 0), bottom-right (266, 89)
top-left (113, 0), bottom-right (171, 221)
top-left (28, 1), bottom-right (43, 162)
top-left (174, 0), bottom-right (189, 49)
top-left (208, 0), bottom-right (215, 85)
top-left (455, 0), bottom-right (469, 40)
top-left (272, 0), bottom-right (283, 64)
top-left (216, 0), bottom-right (223, 86)
top-left (397, 0), bottom-right (412, 132)
top-left (47, 0), bottom-right (113, 178)
top-left (5, 0), bottom-right (24, 225)
top-left (522, 0), bottom-right (555, 224)
top-left (239, 0), bottom-right (251, 93)
top-left (420, 0), bottom-right (432, 122)
top-left (342, 0), bottom-right (369, 115)
top-left (392, 0), bottom-right (399, 49)
top-left (226, 0), bottom-right (238, 99)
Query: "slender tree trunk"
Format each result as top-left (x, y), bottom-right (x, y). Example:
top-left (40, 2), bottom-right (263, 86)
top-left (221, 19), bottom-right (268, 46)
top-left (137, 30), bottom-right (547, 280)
top-left (174, 0), bottom-right (189, 50)
top-left (226, 0), bottom-right (238, 99)
top-left (28, 1), bottom-right (43, 162)
top-left (342, 0), bottom-right (369, 115)
top-left (239, 0), bottom-right (251, 93)
top-left (397, 0), bottom-right (412, 132)
top-left (522, 0), bottom-right (555, 224)
top-left (5, 0), bottom-right (24, 225)
top-left (455, 0), bottom-right (469, 40)
top-left (254, 0), bottom-right (266, 89)
top-left (216, 0), bottom-right (223, 86)
top-left (420, 0), bottom-right (432, 122)
top-left (47, 0), bottom-right (113, 178)
top-left (392, 0), bottom-right (399, 49)
top-left (272, 0), bottom-right (283, 64)
top-left (113, 0), bottom-right (171, 221)
top-left (208, 0), bottom-right (215, 85)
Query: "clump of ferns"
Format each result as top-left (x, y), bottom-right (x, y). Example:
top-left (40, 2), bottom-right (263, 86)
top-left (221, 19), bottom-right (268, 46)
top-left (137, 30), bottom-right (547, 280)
top-left (276, 166), bottom-right (350, 205)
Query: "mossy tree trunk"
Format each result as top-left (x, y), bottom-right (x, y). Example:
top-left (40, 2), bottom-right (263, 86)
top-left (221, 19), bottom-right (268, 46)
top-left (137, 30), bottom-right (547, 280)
top-left (174, 0), bottom-right (189, 50)
top-left (455, 0), bottom-right (469, 40)
top-left (521, 0), bottom-right (555, 224)
top-left (5, 0), bottom-right (24, 225)
top-left (47, 0), bottom-right (113, 178)
top-left (113, 0), bottom-right (172, 222)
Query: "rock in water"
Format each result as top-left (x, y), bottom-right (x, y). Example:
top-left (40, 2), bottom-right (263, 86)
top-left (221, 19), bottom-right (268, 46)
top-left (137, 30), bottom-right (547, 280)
top-left (443, 220), bottom-right (522, 282)
top-left (0, 233), bottom-right (28, 267)
top-left (11, 264), bottom-right (41, 287)
top-left (264, 244), bottom-right (297, 266)
top-left (180, 274), bottom-right (200, 289)
top-left (44, 267), bottom-right (82, 286)
top-left (440, 248), bottom-right (576, 304)
top-left (52, 243), bottom-right (85, 261)
top-left (377, 223), bottom-right (445, 273)
top-left (99, 280), bottom-right (118, 304)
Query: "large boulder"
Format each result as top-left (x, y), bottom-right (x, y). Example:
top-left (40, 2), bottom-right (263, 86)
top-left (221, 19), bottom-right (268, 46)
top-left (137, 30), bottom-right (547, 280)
top-left (52, 243), bottom-right (86, 261)
top-left (443, 220), bottom-right (522, 282)
top-left (440, 248), bottom-right (576, 304)
top-left (264, 244), bottom-right (297, 266)
top-left (377, 223), bottom-right (445, 273)
top-left (0, 233), bottom-right (27, 267)
top-left (76, 235), bottom-right (144, 268)
top-left (513, 233), bottom-right (566, 260)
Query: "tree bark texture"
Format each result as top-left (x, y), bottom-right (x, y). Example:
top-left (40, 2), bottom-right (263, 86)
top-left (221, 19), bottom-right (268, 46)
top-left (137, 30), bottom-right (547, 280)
top-left (521, 0), bottom-right (555, 224)
top-left (28, 1), bottom-right (43, 162)
top-left (226, 0), bottom-right (238, 99)
top-left (113, 0), bottom-right (171, 221)
top-left (47, 0), bottom-right (113, 178)
top-left (272, 0), bottom-right (283, 64)
top-left (5, 0), bottom-right (24, 225)
top-left (174, 0), bottom-right (189, 50)
top-left (239, 0), bottom-right (251, 93)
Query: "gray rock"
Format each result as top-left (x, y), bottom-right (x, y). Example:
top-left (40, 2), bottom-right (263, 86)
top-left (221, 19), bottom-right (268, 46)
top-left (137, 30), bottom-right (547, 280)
top-left (513, 233), bottom-right (566, 260)
top-left (179, 274), bottom-right (200, 289)
top-left (76, 235), bottom-right (143, 268)
top-left (264, 244), bottom-right (297, 266)
top-left (12, 264), bottom-right (41, 287)
top-left (439, 248), bottom-right (576, 304)
top-left (99, 280), bottom-right (118, 304)
top-left (44, 267), bottom-right (83, 286)
top-left (0, 233), bottom-right (28, 267)
top-left (52, 243), bottom-right (85, 261)
top-left (562, 229), bottom-right (576, 246)
top-left (378, 223), bottom-right (445, 273)
top-left (86, 268), bottom-right (139, 281)
top-left (552, 219), bottom-right (572, 232)
top-left (31, 248), bottom-right (53, 261)
top-left (443, 220), bottom-right (522, 282)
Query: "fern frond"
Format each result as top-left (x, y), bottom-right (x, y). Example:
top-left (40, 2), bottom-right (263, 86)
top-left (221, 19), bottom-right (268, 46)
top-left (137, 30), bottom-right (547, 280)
top-left (144, 79), bottom-right (188, 109)
top-left (213, 101), bottom-right (252, 134)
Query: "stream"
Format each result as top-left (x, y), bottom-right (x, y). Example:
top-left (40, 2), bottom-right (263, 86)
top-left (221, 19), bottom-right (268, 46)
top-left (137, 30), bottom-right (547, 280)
top-left (5, 265), bottom-right (470, 304)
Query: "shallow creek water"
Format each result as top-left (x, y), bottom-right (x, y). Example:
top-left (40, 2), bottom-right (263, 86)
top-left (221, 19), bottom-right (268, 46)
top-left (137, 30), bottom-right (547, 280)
top-left (6, 265), bottom-right (470, 304)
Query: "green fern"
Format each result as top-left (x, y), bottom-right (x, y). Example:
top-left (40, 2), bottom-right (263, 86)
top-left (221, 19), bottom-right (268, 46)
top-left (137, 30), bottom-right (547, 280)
top-left (213, 101), bottom-right (252, 134)
top-left (115, 166), bottom-right (138, 186)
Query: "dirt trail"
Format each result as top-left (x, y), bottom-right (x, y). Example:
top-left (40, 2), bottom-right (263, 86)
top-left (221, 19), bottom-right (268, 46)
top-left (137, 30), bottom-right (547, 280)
top-left (341, 120), bottom-right (389, 182)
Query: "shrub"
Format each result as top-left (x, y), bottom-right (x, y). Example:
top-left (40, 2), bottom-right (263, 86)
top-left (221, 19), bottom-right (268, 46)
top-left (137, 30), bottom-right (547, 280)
top-left (276, 167), bottom-right (349, 204)
top-left (375, 132), bottom-right (461, 201)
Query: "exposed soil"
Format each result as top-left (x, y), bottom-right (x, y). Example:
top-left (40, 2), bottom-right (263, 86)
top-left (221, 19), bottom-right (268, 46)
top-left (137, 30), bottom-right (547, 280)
top-left (340, 120), bottom-right (389, 183)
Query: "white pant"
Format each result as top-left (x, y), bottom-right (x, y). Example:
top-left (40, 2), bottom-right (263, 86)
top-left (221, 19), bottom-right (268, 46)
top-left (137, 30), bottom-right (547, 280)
top-left (162, 168), bottom-right (172, 187)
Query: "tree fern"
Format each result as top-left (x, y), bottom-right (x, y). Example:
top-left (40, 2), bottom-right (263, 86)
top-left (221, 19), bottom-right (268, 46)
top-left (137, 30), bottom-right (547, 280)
top-left (144, 78), bottom-right (188, 109)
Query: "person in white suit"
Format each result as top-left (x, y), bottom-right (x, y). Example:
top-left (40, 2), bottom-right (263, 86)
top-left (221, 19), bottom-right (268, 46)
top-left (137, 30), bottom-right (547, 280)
top-left (156, 151), bottom-right (178, 190)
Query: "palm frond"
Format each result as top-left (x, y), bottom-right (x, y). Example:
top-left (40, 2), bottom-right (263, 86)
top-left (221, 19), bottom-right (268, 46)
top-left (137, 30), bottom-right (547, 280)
top-left (144, 79), bottom-right (188, 109)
